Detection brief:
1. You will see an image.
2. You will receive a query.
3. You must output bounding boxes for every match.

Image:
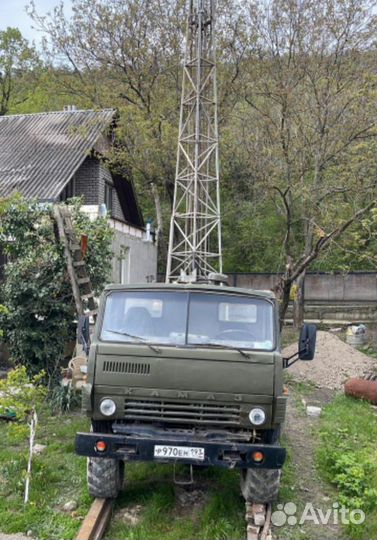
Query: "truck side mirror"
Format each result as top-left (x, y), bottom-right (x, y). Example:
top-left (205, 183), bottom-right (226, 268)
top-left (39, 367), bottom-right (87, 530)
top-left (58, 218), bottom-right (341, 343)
top-left (298, 324), bottom-right (317, 361)
top-left (78, 315), bottom-right (90, 356)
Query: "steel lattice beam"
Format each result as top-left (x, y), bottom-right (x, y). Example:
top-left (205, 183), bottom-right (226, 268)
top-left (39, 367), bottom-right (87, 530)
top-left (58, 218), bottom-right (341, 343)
top-left (166, 0), bottom-right (222, 283)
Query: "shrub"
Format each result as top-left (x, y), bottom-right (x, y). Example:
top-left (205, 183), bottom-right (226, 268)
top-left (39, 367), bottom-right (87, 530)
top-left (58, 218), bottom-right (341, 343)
top-left (0, 195), bottom-right (113, 382)
top-left (316, 395), bottom-right (377, 539)
top-left (0, 366), bottom-right (47, 441)
top-left (0, 303), bottom-right (8, 339)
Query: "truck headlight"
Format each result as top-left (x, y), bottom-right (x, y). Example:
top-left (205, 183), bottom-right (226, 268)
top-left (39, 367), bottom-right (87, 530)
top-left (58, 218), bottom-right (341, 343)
top-left (100, 398), bottom-right (116, 416)
top-left (249, 408), bottom-right (266, 426)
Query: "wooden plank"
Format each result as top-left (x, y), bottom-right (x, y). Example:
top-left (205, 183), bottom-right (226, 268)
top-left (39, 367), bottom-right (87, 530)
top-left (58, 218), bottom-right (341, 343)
top-left (76, 498), bottom-right (113, 540)
top-left (78, 277), bottom-right (91, 285)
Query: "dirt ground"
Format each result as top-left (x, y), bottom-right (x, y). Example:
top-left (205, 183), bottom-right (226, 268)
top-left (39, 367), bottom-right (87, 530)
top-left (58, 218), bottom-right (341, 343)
top-left (276, 330), bottom-right (377, 539)
top-left (275, 385), bottom-right (341, 540)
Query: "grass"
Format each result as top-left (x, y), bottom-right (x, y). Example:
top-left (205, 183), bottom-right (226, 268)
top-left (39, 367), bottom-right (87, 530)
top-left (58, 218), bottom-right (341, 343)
top-left (2, 378), bottom-right (374, 540)
top-left (0, 410), bottom-right (248, 540)
top-left (315, 395), bottom-right (377, 540)
top-left (0, 407), bottom-right (298, 540)
top-left (284, 375), bottom-right (317, 413)
top-left (106, 465), bottom-right (245, 540)
top-left (0, 412), bottom-right (92, 540)
top-left (106, 432), bottom-right (308, 540)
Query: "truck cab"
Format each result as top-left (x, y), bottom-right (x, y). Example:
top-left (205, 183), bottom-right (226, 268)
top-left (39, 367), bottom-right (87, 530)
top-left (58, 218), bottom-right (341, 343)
top-left (76, 283), bottom-right (315, 502)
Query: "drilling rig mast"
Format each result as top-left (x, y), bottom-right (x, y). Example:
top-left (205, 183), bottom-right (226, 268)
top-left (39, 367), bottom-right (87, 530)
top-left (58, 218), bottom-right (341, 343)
top-left (166, 0), bottom-right (222, 283)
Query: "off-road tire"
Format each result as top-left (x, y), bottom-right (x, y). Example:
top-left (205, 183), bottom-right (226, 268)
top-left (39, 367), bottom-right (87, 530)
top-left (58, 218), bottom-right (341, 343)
top-left (87, 420), bottom-right (124, 498)
top-left (87, 457), bottom-right (124, 498)
top-left (240, 468), bottom-right (281, 503)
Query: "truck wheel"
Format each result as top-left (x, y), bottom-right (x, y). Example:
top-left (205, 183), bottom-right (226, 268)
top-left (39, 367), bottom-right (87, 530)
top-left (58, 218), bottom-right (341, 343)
top-left (87, 457), bottom-right (124, 498)
top-left (87, 420), bottom-right (124, 498)
top-left (240, 468), bottom-right (281, 503)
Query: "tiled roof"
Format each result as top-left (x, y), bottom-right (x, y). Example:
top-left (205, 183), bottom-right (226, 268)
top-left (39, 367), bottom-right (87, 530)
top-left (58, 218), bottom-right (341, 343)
top-left (0, 109), bottom-right (116, 200)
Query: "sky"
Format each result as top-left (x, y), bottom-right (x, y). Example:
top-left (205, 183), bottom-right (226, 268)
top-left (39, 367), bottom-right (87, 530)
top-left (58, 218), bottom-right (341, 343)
top-left (0, 0), bottom-right (73, 44)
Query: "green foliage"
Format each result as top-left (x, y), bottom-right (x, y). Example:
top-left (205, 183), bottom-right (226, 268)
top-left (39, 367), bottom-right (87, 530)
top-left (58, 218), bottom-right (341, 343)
top-left (0, 196), bottom-right (113, 380)
top-left (0, 366), bottom-right (47, 441)
top-left (0, 303), bottom-right (8, 339)
top-left (0, 27), bottom-right (41, 115)
top-left (68, 198), bottom-right (114, 295)
top-left (330, 452), bottom-right (377, 510)
top-left (48, 385), bottom-right (81, 414)
top-left (222, 198), bottom-right (285, 273)
top-left (316, 395), bottom-right (377, 539)
top-left (20, 0), bottom-right (377, 278)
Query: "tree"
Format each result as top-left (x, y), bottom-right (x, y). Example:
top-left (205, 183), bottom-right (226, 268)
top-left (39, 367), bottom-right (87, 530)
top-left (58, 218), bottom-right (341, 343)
top-left (27, 0), bottom-right (247, 270)
top-left (25, 0), bottom-right (377, 301)
top-left (0, 196), bottom-right (113, 383)
top-left (0, 27), bottom-right (40, 115)
top-left (0, 366), bottom-right (47, 503)
top-left (238, 0), bottom-right (377, 325)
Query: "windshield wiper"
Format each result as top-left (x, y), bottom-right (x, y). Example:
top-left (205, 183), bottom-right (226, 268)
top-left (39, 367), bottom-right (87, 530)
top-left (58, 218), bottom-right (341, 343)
top-left (196, 343), bottom-right (250, 359)
top-left (107, 329), bottom-right (161, 354)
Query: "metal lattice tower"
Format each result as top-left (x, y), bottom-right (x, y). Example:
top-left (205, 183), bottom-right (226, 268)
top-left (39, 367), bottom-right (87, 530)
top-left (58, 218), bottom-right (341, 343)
top-left (166, 0), bottom-right (222, 283)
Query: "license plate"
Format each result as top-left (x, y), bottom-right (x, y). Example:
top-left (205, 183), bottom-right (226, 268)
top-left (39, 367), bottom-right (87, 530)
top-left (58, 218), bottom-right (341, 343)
top-left (154, 445), bottom-right (205, 461)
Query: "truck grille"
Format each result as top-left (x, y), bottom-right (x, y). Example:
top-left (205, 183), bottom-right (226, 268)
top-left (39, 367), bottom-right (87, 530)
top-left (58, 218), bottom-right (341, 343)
top-left (103, 360), bottom-right (150, 375)
top-left (124, 399), bottom-right (241, 426)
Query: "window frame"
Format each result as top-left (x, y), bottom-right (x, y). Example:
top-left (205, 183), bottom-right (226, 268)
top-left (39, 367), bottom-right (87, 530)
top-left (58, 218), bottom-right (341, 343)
top-left (104, 182), bottom-right (113, 212)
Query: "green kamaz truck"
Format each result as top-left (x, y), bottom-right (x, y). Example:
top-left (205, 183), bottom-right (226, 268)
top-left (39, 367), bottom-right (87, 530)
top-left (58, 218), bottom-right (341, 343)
top-left (76, 282), bottom-right (316, 502)
top-left (75, 0), bottom-right (316, 504)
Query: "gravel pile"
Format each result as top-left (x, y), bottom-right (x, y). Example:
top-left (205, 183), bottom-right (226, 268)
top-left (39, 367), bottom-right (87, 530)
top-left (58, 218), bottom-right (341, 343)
top-left (283, 330), bottom-right (376, 390)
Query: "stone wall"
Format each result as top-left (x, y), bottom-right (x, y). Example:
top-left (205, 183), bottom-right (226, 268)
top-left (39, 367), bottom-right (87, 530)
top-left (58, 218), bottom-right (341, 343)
top-left (157, 271), bottom-right (377, 321)
top-left (227, 272), bottom-right (377, 302)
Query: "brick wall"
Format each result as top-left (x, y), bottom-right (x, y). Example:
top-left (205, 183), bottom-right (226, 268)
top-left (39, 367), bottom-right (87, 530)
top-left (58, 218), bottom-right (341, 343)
top-left (73, 157), bottom-right (124, 222)
top-left (98, 162), bottom-right (124, 221)
top-left (74, 157), bottom-right (100, 205)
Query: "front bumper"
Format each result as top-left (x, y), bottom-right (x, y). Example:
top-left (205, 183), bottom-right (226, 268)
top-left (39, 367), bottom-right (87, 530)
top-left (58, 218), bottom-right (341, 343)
top-left (76, 432), bottom-right (286, 469)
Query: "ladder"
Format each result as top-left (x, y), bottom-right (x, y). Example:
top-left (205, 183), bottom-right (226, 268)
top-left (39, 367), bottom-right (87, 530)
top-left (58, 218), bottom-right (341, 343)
top-left (53, 205), bottom-right (97, 320)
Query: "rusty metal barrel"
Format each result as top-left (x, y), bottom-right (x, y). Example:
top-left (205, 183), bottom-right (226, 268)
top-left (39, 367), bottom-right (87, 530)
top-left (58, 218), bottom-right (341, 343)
top-left (344, 378), bottom-right (377, 405)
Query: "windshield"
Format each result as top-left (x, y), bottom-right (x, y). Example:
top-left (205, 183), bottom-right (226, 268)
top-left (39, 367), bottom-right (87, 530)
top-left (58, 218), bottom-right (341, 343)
top-left (100, 291), bottom-right (275, 351)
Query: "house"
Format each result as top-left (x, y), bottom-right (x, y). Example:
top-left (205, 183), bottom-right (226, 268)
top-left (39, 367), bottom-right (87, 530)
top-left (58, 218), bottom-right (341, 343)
top-left (0, 108), bottom-right (157, 284)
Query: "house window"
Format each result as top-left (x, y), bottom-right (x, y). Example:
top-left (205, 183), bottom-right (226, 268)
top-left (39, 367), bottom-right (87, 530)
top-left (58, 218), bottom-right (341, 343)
top-left (59, 177), bottom-right (76, 201)
top-left (104, 183), bottom-right (114, 213)
top-left (119, 248), bottom-right (130, 284)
